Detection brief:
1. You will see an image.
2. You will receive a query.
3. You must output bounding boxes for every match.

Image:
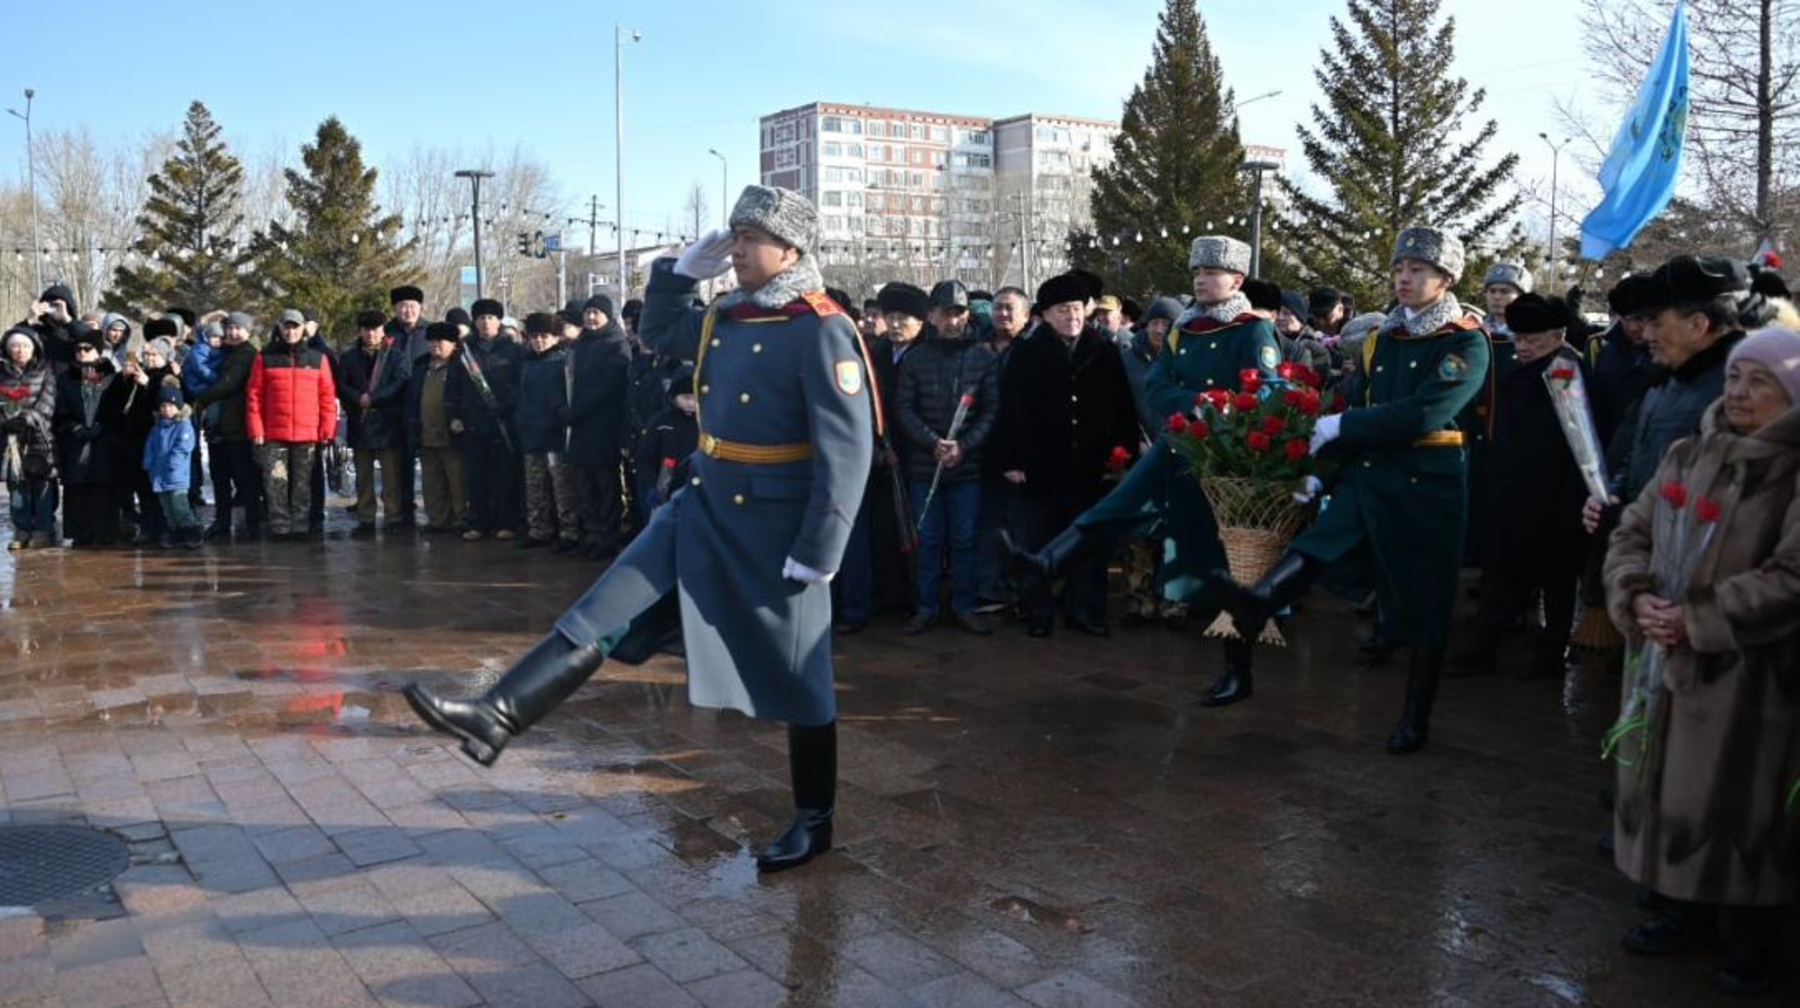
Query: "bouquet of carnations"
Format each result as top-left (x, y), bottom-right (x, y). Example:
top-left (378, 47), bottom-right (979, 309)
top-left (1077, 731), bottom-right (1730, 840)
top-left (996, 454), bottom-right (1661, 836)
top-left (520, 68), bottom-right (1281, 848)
top-left (1164, 362), bottom-right (1333, 644)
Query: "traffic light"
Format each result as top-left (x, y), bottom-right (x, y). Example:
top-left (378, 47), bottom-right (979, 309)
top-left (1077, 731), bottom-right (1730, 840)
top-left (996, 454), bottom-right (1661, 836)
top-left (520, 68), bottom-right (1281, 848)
top-left (516, 232), bottom-right (531, 256)
top-left (532, 231), bottom-right (546, 259)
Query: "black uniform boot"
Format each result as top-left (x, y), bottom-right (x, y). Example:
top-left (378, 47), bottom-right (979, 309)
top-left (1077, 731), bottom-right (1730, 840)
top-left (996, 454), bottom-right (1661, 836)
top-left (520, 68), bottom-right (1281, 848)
top-left (757, 721), bottom-right (836, 873)
top-left (1001, 526), bottom-right (1109, 598)
top-left (1386, 645), bottom-right (1445, 754)
top-left (1197, 639), bottom-right (1255, 707)
top-left (1211, 552), bottom-right (1318, 642)
top-left (403, 631), bottom-right (609, 766)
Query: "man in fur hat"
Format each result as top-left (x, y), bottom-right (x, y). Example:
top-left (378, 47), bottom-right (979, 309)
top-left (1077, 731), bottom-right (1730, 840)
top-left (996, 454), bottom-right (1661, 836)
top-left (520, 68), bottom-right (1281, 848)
top-left (1210, 226), bottom-right (1490, 754)
top-left (404, 186), bottom-right (873, 874)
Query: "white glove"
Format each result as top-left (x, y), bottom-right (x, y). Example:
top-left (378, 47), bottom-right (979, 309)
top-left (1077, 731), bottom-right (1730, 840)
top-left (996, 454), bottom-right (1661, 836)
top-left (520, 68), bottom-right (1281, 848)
top-left (783, 556), bottom-right (834, 584)
top-left (1308, 414), bottom-right (1342, 456)
top-left (1292, 475), bottom-right (1324, 504)
top-left (673, 228), bottom-right (734, 280)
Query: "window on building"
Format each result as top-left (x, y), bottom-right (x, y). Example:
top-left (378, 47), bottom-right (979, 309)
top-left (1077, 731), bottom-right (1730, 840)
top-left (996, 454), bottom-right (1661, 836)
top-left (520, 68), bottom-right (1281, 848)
top-left (910, 171), bottom-right (925, 187)
top-left (929, 151), bottom-right (947, 167)
top-left (910, 196), bottom-right (925, 213)
top-left (822, 142), bottom-right (841, 158)
top-left (968, 129), bottom-right (990, 146)
top-left (823, 166), bottom-right (843, 183)
top-left (845, 167), bottom-right (862, 183)
top-left (822, 116), bottom-right (844, 133)
top-left (774, 123), bottom-right (795, 143)
top-left (845, 191), bottom-right (863, 207)
top-left (845, 143), bottom-right (863, 158)
top-left (910, 123), bottom-right (925, 140)
top-left (775, 149), bottom-right (797, 169)
top-left (929, 125), bottom-right (948, 142)
top-left (867, 120), bottom-right (885, 138)
top-left (822, 191), bottom-right (843, 207)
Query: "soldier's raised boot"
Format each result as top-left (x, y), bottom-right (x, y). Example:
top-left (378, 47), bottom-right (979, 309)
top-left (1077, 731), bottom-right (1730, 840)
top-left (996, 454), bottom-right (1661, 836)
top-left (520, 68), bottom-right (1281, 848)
top-left (1197, 639), bottom-right (1255, 707)
top-left (757, 721), bottom-right (835, 873)
top-left (1211, 551), bottom-right (1319, 642)
top-left (1002, 525), bottom-right (1109, 596)
top-left (1386, 646), bottom-right (1445, 755)
top-left (403, 631), bottom-right (609, 765)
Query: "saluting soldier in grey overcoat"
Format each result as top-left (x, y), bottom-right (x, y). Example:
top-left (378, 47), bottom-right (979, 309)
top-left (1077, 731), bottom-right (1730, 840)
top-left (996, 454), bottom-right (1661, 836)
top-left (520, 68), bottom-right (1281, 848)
top-left (404, 186), bottom-right (874, 872)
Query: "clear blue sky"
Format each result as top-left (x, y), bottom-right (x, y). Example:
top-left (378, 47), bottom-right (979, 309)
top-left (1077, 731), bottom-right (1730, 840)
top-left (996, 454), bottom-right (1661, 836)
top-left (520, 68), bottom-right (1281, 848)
top-left (3, 0), bottom-right (1595, 238)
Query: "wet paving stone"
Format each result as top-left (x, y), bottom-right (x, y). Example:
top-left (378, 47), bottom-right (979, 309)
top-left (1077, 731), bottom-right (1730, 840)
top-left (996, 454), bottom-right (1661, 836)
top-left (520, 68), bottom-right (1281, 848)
top-left (0, 523), bottom-right (1793, 1006)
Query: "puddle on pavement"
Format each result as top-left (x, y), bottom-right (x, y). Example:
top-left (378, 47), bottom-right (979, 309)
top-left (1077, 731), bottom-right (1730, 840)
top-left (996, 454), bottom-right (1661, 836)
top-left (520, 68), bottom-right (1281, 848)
top-left (991, 894), bottom-right (1088, 933)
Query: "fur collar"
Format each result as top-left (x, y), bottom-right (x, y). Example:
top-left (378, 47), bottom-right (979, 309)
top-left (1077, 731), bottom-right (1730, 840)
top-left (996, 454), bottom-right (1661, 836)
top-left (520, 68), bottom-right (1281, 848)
top-left (1382, 293), bottom-right (1466, 340)
top-left (1174, 293), bottom-right (1254, 329)
top-left (716, 254), bottom-right (826, 311)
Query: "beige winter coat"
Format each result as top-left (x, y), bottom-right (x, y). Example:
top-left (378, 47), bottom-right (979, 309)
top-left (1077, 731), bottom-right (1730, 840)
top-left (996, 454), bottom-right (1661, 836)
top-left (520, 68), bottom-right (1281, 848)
top-left (1603, 399), bottom-right (1800, 906)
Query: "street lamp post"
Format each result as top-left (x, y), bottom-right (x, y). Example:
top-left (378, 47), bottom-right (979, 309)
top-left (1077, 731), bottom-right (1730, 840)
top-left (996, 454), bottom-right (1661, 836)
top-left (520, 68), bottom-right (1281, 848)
top-left (1242, 159), bottom-right (1280, 279)
top-left (6, 88), bottom-right (42, 292)
top-left (1539, 133), bottom-right (1570, 266)
top-left (707, 148), bottom-right (728, 229)
top-left (454, 168), bottom-right (495, 300)
top-left (616, 24), bottom-right (643, 301)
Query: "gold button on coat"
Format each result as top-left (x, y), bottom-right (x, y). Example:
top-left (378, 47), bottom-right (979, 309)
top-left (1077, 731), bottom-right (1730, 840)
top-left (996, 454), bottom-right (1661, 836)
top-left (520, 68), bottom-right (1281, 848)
top-left (739, 393), bottom-right (751, 404)
top-left (733, 493), bottom-right (745, 505)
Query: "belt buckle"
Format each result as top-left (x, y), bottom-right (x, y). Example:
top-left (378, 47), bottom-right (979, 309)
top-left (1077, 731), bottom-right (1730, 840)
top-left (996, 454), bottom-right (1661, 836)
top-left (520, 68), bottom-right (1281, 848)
top-left (699, 433), bottom-right (718, 457)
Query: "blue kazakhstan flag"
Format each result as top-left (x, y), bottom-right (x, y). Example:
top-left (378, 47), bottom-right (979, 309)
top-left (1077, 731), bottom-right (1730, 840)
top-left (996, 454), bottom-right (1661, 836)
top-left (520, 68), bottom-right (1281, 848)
top-left (1579, 2), bottom-right (1690, 259)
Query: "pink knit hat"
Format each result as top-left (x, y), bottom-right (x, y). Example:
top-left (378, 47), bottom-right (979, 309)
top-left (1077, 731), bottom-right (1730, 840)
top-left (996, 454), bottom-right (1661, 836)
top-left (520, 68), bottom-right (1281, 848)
top-left (1728, 326), bottom-right (1800, 407)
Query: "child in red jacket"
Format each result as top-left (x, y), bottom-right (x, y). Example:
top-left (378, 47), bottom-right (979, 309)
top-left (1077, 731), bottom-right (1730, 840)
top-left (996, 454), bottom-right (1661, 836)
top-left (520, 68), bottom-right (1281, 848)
top-left (246, 310), bottom-right (337, 540)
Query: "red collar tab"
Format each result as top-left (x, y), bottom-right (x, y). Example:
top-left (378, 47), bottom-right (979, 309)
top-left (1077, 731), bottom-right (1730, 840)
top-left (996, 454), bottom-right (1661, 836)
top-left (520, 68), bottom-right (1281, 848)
top-left (1180, 313), bottom-right (1260, 334)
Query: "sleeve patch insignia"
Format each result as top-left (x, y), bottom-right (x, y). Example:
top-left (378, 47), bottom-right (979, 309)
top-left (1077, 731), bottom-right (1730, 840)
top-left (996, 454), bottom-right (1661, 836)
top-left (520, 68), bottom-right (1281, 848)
top-left (834, 360), bottom-right (864, 395)
top-left (1259, 344), bottom-right (1280, 370)
top-left (1439, 353), bottom-right (1470, 381)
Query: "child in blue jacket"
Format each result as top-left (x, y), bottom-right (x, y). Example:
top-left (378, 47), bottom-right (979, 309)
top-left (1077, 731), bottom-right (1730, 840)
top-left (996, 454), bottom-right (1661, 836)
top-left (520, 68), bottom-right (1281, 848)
top-left (143, 378), bottom-right (201, 549)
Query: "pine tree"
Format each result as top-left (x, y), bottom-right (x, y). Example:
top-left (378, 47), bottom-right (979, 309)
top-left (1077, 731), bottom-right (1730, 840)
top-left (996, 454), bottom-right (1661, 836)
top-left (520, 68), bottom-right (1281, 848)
top-left (104, 101), bottom-right (253, 316)
top-left (248, 117), bottom-right (418, 342)
top-left (1278, 0), bottom-right (1522, 311)
top-left (1067, 0), bottom-right (1249, 300)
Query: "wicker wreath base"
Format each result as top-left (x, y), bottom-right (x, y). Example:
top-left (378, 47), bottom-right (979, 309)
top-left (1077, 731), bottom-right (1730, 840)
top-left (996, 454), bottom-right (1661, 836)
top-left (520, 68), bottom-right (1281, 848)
top-left (1568, 605), bottom-right (1624, 653)
top-left (1198, 477), bottom-right (1308, 647)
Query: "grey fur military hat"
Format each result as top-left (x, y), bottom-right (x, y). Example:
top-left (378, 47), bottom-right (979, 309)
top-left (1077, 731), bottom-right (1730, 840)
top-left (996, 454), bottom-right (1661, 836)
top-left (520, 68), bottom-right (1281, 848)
top-left (1482, 262), bottom-right (1534, 294)
top-left (1187, 235), bottom-right (1252, 274)
top-left (1392, 226), bottom-right (1465, 282)
top-left (728, 185), bottom-right (817, 253)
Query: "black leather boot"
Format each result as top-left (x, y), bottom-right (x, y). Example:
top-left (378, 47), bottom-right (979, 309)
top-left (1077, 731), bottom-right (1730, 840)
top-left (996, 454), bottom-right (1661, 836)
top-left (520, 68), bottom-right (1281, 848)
top-left (1386, 645), bottom-right (1444, 754)
top-left (403, 631), bottom-right (609, 765)
top-left (1197, 639), bottom-right (1254, 707)
top-left (1211, 552), bottom-right (1318, 642)
top-left (757, 721), bottom-right (836, 873)
top-left (1001, 525), bottom-right (1109, 598)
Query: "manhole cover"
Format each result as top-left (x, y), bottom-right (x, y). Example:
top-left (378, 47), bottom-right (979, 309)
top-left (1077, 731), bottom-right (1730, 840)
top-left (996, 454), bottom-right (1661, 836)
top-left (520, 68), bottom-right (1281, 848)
top-left (0, 825), bottom-right (131, 905)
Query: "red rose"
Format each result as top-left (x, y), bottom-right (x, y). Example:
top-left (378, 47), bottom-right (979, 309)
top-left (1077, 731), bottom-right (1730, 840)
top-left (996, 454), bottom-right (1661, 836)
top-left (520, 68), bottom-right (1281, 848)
top-left (1284, 438), bottom-right (1308, 461)
top-left (1296, 390), bottom-right (1322, 417)
top-left (1204, 390), bottom-right (1233, 411)
top-left (1282, 388), bottom-right (1305, 408)
top-left (1296, 364), bottom-right (1321, 388)
top-left (1247, 431), bottom-right (1271, 451)
top-left (1276, 361), bottom-right (1298, 381)
top-left (1239, 368), bottom-right (1263, 391)
top-left (1166, 413), bottom-right (1189, 434)
top-left (1261, 415), bottom-right (1287, 435)
top-left (1190, 419), bottom-right (1210, 438)
top-left (661, 457), bottom-right (677, 469)
top-left (1107, 445), bottom-right (1130, 472)
top-left (1233, 392), bottom-right (1259, 412)
top-left (1659, 481), bottom-right (1688, 509)
top-left (1548, 367), bottom-right (1576, 381)
top-left (1695, 496), bottom-right (1722, 523)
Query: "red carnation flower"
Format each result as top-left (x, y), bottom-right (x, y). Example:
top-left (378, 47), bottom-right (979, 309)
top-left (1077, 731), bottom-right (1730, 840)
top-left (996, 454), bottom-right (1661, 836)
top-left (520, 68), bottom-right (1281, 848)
top-left (1284, 438), bottom-right (1308, 461)
top-left (1166, 413), bottom-right (1189, 434)
top-left (1261, 415), bottom-right (1287, 435)
top-left (1660, 481), bottom-right (1688, 510)
top-left (1233, 392), bottom-right (1259, 412)
top-left (1204, 390), bottom-right (1233, 410)
top-left (1695, 496), bottom-right (1722, 524)
top-left (1239, 368), bottom-right (1263, 391)
top-left (1548, 367), bottom-right (1576, 381)
top-left (1190, 419), bottom-right (1210, 438)
top-left (1276, 361), bottom-right (1299, 381)
top-left (1247, 431), bottom-right (1271, 451)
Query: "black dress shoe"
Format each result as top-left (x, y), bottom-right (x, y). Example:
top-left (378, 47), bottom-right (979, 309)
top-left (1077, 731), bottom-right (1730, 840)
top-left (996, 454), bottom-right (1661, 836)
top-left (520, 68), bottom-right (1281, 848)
top-left (1198, 670), bottom-right (1252, 707)
top-left (1066, 615), bottom-right (1110, 637)
top-left (953, 611), bottom-right (992, 636)
top-left (755, 808), bottom-right (832, 873)
top-left (1026, 622), bottom-right (1051, 639)
top-left (901, 612), bottom-right (936, 635)
top-left (1385, 713), bottom-right (1430, 754)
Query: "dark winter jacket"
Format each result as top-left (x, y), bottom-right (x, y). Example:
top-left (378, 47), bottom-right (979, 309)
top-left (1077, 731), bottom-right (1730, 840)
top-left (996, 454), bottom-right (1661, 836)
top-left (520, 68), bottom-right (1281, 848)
top-left (386, 318), bottom-right (430, 366)
top-left (24, 284), bottom-right (90, 370)
top-left (455, 335), bottom-right (522, 443)
top-left (1120, 327), bottom-right (1163, 438)
top-left (632, 383), bottom-right (698, 510)
top-left (143, 411), bottom-right (197, 493)
top-left (566, 322), bottom-right (633, 468)
top-left (514, 344), bottom-right (572, 455)
top-left (53, 361), bottom-right (118, 486)
top-left (0, 327), bottom-right (58, 482)
top-left (625, 348), bottom-right (684, 446)
top-left (247, 339), bottom-right (338, 444)
top-left (894, 330), bottom-right (1000, 484)
top-left (870, 334), bottom-right (920, 458)
top-left (192, 340), bottom-right (258, 442)
top-left (994, 326), bottom-right (1139, 505)
top-left (407, 354), bottom-right (467, 449)
top-left (1611, 331), bottom-right (1743, 505)
top-left (1586, 322), bottom-right (1658, 449)
top-left (1476, 347), bottom-right (1590, 576)
top-left (335, 341), bottom-right (409, 451)
top-left (102, 363), bottom-right (177, 469)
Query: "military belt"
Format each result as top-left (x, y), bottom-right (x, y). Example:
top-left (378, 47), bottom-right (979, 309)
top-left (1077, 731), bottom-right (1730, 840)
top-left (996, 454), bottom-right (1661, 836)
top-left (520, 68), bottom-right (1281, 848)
top-left (1412, 430), bottom-right (1464, 447)
top-left (698, 432), bottom-right (814, 464)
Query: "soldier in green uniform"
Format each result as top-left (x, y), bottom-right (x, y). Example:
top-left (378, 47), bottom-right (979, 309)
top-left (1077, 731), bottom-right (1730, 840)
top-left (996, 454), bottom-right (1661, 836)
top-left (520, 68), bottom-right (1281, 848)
top-left (1008, 236), bottom-right (1279, 699)
top-left (1210, 226), bottom-right (1489, 754)
top-left (403, 186), bottom-right (874, 872)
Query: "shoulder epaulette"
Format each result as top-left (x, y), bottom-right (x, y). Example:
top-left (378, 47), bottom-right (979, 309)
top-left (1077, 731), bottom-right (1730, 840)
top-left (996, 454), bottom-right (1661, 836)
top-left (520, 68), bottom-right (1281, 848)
top-left (799, 290), bottom-right (842, 318)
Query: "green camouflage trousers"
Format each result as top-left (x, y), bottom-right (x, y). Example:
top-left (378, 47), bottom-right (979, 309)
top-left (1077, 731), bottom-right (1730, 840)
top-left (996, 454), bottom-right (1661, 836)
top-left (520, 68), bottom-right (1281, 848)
top-left (522, 452), bottom-right (580, 543)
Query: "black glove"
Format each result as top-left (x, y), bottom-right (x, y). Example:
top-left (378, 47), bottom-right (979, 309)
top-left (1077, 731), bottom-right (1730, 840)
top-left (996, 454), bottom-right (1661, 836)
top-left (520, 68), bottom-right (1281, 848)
top-left (3, 415), bottom-right (28, 433)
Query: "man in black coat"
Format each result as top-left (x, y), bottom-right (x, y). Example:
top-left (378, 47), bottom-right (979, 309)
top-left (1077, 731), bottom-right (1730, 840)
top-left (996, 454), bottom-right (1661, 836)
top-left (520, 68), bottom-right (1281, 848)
top-left (337, 310), bottom-right (410, 532)
top-left (566, 295), bottom-right (633, 559)
top-left (385, 285), bottom-right (430, 525)
top-left (1451, 295), bottom-right (1591, 678)
top-left (23, 284), bottom-right (92, 371)
top-left (458, 298), bottom-right (524, 540)
top-left (895, 285), bottom-right (1000, 635)
top-left (193, 315), bottom-right (263, 538)
top-left (994, 273), bottom-right (1139, 637)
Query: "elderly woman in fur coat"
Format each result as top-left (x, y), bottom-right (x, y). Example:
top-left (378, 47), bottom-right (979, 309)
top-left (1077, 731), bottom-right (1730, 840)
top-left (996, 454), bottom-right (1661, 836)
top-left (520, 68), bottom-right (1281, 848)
top-left (1603, 325), bottom-right (1800, 998)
